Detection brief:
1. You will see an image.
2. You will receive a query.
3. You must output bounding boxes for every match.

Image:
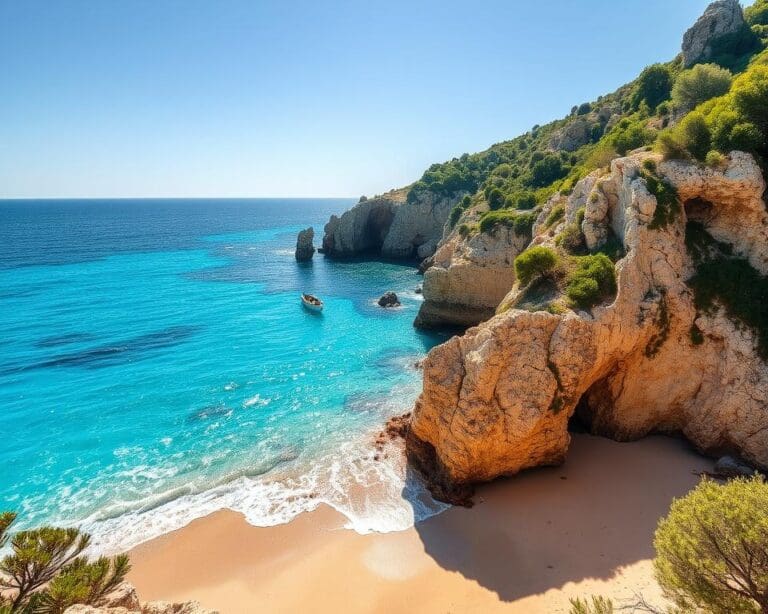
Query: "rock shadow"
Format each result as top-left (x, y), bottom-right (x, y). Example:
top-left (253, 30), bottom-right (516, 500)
top-left (407, 433), bottom-right (712, 603)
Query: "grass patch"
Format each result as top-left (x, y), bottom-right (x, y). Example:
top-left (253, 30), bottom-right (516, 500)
top-left (543, 204), bottom-right (565, 229)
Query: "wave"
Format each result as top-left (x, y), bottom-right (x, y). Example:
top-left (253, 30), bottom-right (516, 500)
top-left (83, 424), bottom-right (449, 555)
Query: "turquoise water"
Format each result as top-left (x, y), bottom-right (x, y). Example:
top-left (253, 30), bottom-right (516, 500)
top-left (0, 199), bottom-right (448, 552)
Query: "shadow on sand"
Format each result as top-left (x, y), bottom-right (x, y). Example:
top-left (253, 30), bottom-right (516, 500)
top-left (406, 433), bottom-right (712, 602)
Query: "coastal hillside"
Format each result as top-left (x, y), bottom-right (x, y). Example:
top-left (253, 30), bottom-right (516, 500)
top-left (399, 0), bottom-right (768, 501)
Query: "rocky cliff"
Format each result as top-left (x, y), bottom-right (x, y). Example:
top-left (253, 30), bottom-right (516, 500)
top-left (415, 216), bottom-right (530, 329)
top-left (321, 187), bottom-right (463, 260)
top-left (407, 151), bottom-right (768, 496)
top-left (682, 0), bottom-right (745, 67)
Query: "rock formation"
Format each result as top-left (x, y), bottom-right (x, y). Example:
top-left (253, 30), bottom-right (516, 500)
top-left (682, 0), bottom-right (745, 67)
top-left (407, 151), bottom-right (768, 496)
top-left (63, 582), bottom-right (217, 614)
top-left (377, 291), bottom-right (400, 307)
top-left (321, 187), bottom-right (464, 261)
top-left (294, 227), bottom-right (315, 261)
top-left (415, 223), bottom-right (530, 329)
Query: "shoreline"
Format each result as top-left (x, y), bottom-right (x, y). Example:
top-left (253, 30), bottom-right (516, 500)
top-left (128, 433), bottom-right (712, 613)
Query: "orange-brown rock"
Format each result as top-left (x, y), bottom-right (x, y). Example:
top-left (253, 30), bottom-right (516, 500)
top-left (407, 152), bottom-right (768, 495)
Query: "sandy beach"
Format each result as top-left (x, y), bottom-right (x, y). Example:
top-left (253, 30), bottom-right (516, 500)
top-left (128, 433), bottom-right (713, 613)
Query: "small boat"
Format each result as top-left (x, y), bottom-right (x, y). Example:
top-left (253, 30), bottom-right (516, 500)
top-left (301, 293), bottom-right (324, 313)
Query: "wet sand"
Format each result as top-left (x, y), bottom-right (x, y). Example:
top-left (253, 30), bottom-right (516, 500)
top-left (129, 433), bottom-right (712, 613)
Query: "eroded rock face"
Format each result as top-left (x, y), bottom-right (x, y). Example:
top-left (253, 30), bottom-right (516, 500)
top-left (682, 0), bottom-right (744, 67)
top-left (294, 227), bottom-right (315, 262)
top-left (415, 225), bottom-right (530, 329)
top-left (321, 187), bottom-right (463, 260)
top-left (408, 152), bottom-right (768, 494)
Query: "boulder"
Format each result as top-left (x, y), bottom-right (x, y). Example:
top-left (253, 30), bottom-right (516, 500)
top-left (682, 0), bottom-right (745, 67)
top-left (295, 227), bottom-right (315, 262)
top-left (378, 292), bottom-right (400, 308)
top-left (713, 455), bottom-right (756, 478)
top-left (407, 152), bottom-right (768, 497)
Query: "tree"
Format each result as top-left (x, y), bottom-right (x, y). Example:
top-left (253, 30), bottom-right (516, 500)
top-left (0, 512), bottom-right (130, 613)
top-left (678, 110), bottom-right (712, 161)
top-left (672, 63), bottom-right (733, 112)
top-left (632, 64), bottom-right (673, 111)
top-left (654, 476), bottom-right (768, 614)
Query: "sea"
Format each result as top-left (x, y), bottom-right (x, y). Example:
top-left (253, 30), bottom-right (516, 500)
top-left (0, 199), bottom-right (450, 553)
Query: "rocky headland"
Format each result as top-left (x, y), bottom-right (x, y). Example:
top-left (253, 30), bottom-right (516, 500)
top-left (315, 0), bottom-right (768, 503)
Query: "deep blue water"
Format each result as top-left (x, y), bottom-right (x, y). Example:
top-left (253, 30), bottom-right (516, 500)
top-left (0, 199), bottom-right (448, 552)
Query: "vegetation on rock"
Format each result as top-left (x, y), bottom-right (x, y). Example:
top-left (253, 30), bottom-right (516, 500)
top-left (514, 246), bottom-right (558, 286)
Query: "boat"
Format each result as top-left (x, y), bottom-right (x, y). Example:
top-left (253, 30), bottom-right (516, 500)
top-left (301, 293), bottom-right (323, 312)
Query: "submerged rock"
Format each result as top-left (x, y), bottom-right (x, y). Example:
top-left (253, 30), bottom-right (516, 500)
top-left (295, 227), bottom-right (315, 261)
top-left (377, 291), bottom-right (400, 307)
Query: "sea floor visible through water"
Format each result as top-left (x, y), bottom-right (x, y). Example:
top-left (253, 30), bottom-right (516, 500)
top-left (0, 199), bottom-right (450, 553)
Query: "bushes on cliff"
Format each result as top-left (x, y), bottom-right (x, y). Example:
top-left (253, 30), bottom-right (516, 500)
top-left (660, 61), bottom-right (768, 163)
top-left (0, 511), bottom-right (130, 613)
top-left (654, 476), bottom-right (768, 614)
top-left (672, 63), bottom-right (733, 112)
top-left (565, 254), bottom-right (616, 309)
top-left (631, 64), bottom-right (673, 111)
top-left (479, 210), bottom-right (536, 239)
top-left (514, 247), bottom-right (558, 285)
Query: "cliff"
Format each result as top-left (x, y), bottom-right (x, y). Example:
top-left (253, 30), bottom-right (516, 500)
top-left (321, 187), bottom-right (464, 260)
top-left (406, 151), bottom-right (768, 496)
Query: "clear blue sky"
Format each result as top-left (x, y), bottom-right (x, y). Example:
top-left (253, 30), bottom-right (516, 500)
top-left (0, 0), bottom-right (721, 198)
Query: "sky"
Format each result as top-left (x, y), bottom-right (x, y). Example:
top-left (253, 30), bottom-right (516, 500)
top-left (0, 0), bottom-right (723, 198)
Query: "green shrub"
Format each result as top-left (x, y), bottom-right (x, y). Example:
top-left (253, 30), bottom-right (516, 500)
top-left (530, 154), bottom-right (568, 188)
top-left (565, 254), bottom-right (617, 309)
top-left (544, 204), bottom-right (565, 229)
top-left (487, 187), bottom-right (505, 210)
top-left (672, 63), bottom-right (733, 112)
top-left (514, 246), bottom-right (558, 285)
top-left (514, 191), bottom-right (537, 210)
top-left (558, 217), bottom-right (587, 255)
top-left (478, 210), bottom-right (536, 239)
top-left (654, 477), bottom-right (768, 614)
top-left (608, 116), bottom-right (654, 155)
top-left (631, 64), bottom-right (673, 111)
top-left (746, 0), bottom-right (768, 26)
top-left (458, 223), bottom-right (471, 237)
top-left (643, 171), bottom-right (680, 230)
top-left (705, 150), bottom-right (725, 167)
top-left (678, 111), bottom-right (712, 161)
top-left (577, 102), bottom-right (592, 115)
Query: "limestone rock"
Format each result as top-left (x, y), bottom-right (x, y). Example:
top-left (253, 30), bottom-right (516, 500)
top-left (100, 583), bottom-right (141, 611)
top-left (142, 601), bottom-right (217, 614)
top-left (682, 0), bottom-right (745, 67)
top-left (415, 224), bottom-right (530, 329)
top-left (294, 227), bottom-right (315, 262)
top-left (378, 291), bottom-right (400, 307)
top-left (321, 187), bottom-right (463, 260)
top-left (408, 151), bottom-right (768, 495)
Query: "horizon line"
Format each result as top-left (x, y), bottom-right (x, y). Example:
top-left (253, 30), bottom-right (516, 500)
top-left (0, 195), bottom-right (360, 201)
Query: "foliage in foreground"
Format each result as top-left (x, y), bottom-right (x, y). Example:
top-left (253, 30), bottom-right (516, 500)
top-left (654, 476), bottom-right (768, 614)
top-left (568, 596), bottom-right (615, 614)
top-left (0, 511), bottom-right (130, 614)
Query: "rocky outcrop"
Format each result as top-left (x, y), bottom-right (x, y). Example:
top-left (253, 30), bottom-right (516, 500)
top-left (682, 0), bottom-right (745, 67)
top-left (377, 291), bottom-right (400, 307)
top-left (322, 187), bottom-right (463, 261)
top-left (63, 583), bottom-right (217, 614)
top-left (407, 151), bottom-right (768, 495)
top-left (322, 192), bottom-right (401, 257)
top-left (294, 227), bottom-right (315, 261)
top-left (415, 224), bottom-right (530, 329)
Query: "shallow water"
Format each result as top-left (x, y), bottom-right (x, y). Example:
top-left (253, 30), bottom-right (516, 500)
top-left (0, 199), bottom-right (449, 552)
